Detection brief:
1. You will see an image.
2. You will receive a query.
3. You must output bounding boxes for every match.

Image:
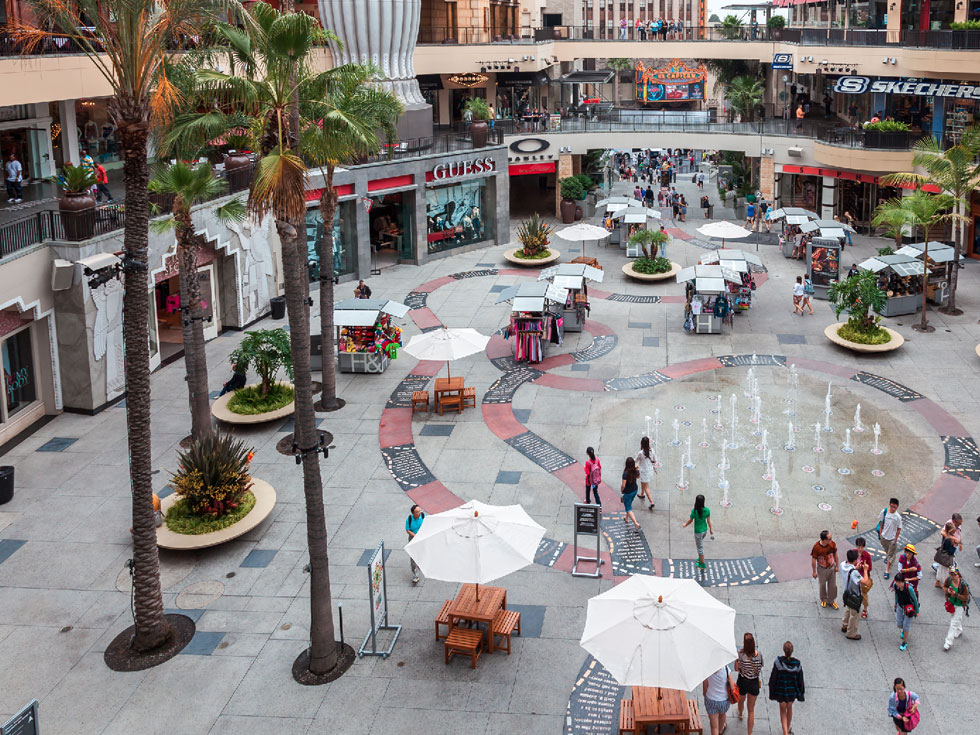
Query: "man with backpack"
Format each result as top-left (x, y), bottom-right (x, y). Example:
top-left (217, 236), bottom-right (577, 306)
top-left (877, 498), bottom-right (904, 579)
top-left (840, 549), bottom-right (870, 640)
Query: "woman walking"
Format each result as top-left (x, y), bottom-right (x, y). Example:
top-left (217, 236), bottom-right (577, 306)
top-left (584, 447), bottom-right (602, 507)
top-left (892, 575), bottom-right (918, 651)
top-left (801, 277), bottom-right (814, 315)
top-left (701, 666), bottom-right (732, 735)
top-left (887, 678), bottom-right (920, 733)
top-left (735, 633), bottom-right (763, 734)
top-left (682, 494), bottom-right (713, 569)
top-left (942, 566), bottom-right (970, 651)
top-left (635, 437), bottom-right (656, 510)
top-left (620, 457), bottom-right (641, 532)
top-left (768, 641), bottom-right (804, 735)
top-left (792, 276), bottom-right (804, 315)
top-left (934, 521), bottom-right (957, 587)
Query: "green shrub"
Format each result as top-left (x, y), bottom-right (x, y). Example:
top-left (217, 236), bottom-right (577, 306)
top-left (837, 322), bottom-right (892, 345)
top-left (463, 97), bottom-right (492, 121)
top-left (573, 173), bottom-right (594, 194)
top-left (229, 329), bottom-right (293, 396)
top-left (876, 246), bottom-right (895, 256)
top-left (170, 433), bottom-right (255, 519)
top-left (951, 20), bottom-right (980, 30)
top-left (513, 248), bottom-right (553, 260)
top-left (559, 176), bottom-right (585, 200)
top-left (631, 257), bottom-right (674, 275)
top-left (827, 270), bottom-right (889, 340)
top-left (227, 383), bottom-right (295, 415)
top-left (863, 120), bottom-right (911, 132)
top-left (629, 228), bottom-right (669, 259)
top-left (52, 164), bottom-right (96, 194)
top-left (165, 491), bottom-right (256, 534)
top-left (767, 16), bottom-right (785, 29)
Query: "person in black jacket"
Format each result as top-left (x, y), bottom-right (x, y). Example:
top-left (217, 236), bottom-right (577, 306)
top-left (768, 641), bottom-right (804, 735)
top-left (218, 363), bottom-right (247, 397)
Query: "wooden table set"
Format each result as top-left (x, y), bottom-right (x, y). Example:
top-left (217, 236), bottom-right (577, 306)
top-left (620, 686), bottom-right (702, 734)
top-left (436, 583), bottom-right (521, 668)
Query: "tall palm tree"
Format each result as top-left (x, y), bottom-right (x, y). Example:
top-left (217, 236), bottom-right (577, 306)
top-left (606, 58), bottom-right (634, 103)
top-left (13, 0), bottom-right (242, 658)
top-left (167, 2), bottom-right (344, 678)
top-left (726, 75), bottom-right (764, 123)
top-left (302, 65), bottom-right (402, 412)
top-left (881, 125), bottom-right (980, 313)
top-left (149, 163), bottom-right (246, 440)
top-left (719, 15), bottom-right (744, 40)
top-left (872, 190), bottom-right (963, 332)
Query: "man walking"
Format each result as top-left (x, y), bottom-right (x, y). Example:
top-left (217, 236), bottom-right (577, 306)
top-left (811, 530), bottom-right (839, 609)
top-left (5, 153), bottom-right (23, 203)
top-left (94, 163), bottom-right (114, 203)
top-left (405, 504), bottom-right (425, 584)
top-left (840, 548), bottom-right (869, 640)
top-left (877, 497), bottom-right (903, 579)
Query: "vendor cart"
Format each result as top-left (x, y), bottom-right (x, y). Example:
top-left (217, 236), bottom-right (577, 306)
top-left (495, 282), bottom-right (568, 363)
top-left (807, 237), bottom-right (842, 300)
top-left (538, 262), bottom-right (604, 333)
top-left (896, 241), bottom-right (954, 306)
top-left (332, 298), bottom-right (409, 373)
top-left (857, 254), bottom-right (927, 317)
top-left (676, 264), bottom-right (742, 334)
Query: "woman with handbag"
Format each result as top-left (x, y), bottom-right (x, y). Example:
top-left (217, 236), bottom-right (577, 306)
top-left (768, 641), bottom-right (804, 735)
top-left (887, 678), bottom-right (920, 733)
top-left (734, 633), bottom-right (763, 734)
top-left (942, 566), bottom-right (970, 651)
top-left (701, 665), bottom-right (734, 735)
top-left (934, 521), bottom-right (957, 587)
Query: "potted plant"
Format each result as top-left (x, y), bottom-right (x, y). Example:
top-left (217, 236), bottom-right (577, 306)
top-left (165, 433), bottom-right (257, 535)
top-left (223, 133), bottom-right (253, 173)
top-left (53, 164), bottom-right (97, 241)
top-left (225, 328), bottom-right (295, 416)
top-left (515, 213), bottom-right (554, 260)
top-left (767, 15), bottom-right (785, 40)
top-left (826, 270), bottom-right (901, 350)
top-left (624, 229), bottom-right (677, 280)
top-left (862, 120), bottom-right (912, 150)
top-left (463, 97), bottom-right (492, 148)
top-left (558, 176), bottom-right (584, 224)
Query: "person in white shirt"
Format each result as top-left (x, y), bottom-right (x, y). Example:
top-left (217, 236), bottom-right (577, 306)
top-left (634, 436), bottom-right (657, 510)
top-left (792, 276), bottom-right (805, 315)
top-left (702, 666), bottom-right (733, 733)
top-left (839, 548), bottom-right (869, 640)
top-left (5, 153), bottom-right (23, 203)
top-left (877, 498), bottom-right (903, 579)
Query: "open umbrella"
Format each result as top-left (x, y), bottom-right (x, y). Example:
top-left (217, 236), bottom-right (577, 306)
top-left (697, 221), bottom-right (751, 248)
top-left (403, 326), bottom-right (490, 379)
top-left (580, 575), bottom-right (736, 690)
top-left (555, 222), bottom-right (612, 260)
top-left (405, 499), bottom-right (545, 600)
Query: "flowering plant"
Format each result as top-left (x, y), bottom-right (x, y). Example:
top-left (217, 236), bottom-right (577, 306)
top-left (171, 433), bottom-right (254, 517)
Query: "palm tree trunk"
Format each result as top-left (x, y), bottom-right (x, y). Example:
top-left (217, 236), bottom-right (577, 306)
top-left (920, 230), bottom-right (930, 331)
top-left (116, 112), bottom-right (171, 652)
top-left (175, 206), bottom-right (213, 441)
top-left (278, 215), bottom-right (338, 674)
top-left (947, 198), bottom-right (962, 312)
top-left (318, 166), bottom-right (342, 411)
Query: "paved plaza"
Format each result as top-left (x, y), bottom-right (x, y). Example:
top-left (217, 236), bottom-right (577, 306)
top-left (1, 173), bottom-right (979, 735)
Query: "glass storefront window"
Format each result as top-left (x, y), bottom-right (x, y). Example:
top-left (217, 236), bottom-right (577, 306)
top-left (2, 328), bottom-right (37, 420)
top-left (305, 200), bottom-right (356, 282)
top-left (426, 177), bottom-right (494, 254)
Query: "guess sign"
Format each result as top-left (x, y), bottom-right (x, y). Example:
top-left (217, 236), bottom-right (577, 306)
top-left (430, 157), bottom-right (495, 181)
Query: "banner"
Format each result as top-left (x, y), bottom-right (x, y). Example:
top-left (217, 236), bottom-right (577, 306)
top-left (635, 59), bottom-right (706, 104)
top-left (834, 76), bottom-right (980, 100)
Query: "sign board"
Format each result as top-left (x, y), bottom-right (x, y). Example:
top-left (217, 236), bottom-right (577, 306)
top-left (833, 76), bottom-right (980, 100)
top-left (772, 53), bottom-right (794, 70)
top-left (635, 59), bottom-right (706, 103)
top-left (2, 701), bottom-right (39, 735)
top-left (572, 503), bottom-right (603, 577)
top-left (429, 157), bottom-right (496, 182)
top-left (358, 541), bottom-right (401, 658)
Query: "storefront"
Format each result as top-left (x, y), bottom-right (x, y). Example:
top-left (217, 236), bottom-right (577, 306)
top-left (304, 194), bottom-right (357, 282)
top-left (777, 165), bottom-right (902, 232)
top-left (0, 103), bottom-right (57, 182)
top-left (425, 159), bottom-right (496, 255)
top-left (495, 72), bottom-right (552, 121)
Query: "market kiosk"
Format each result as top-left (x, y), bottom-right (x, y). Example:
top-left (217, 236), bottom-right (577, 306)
top-left (495, 282), bottom-right (568, 363)
top-left (596, 197), bottom-right (642, 246)
top-left (610, 207), bottom-right (662, 249)
top-left (807, 237), bottom-right (842, 300)
top-left (698, 249), bottom-right (764, 312)
top-left (896, 241), bottom-right (955, 306)
top-left (676, 265), bottom-right (742, 334)
top-left (332, 298), bottom-right (409, 373)
top-left (857, 254), bottom-right (927, 317)
top-left (537, 262), bottom-right (604, 333)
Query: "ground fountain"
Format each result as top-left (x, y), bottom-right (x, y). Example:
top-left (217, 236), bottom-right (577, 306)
top-left (872, 422), bottom-right (883, 454)
top-left (700, 418), bottom-right (710, 448)
top-left (769, 479), bottom-right (783, 515)
top-left (671, 418), bottom-right (681, 447)
top-left (853, 404), bottom-right (864, 433)
top-left (684, 436), bottom-right (695, 469)
top-left (842, 428), bottom-right (853, 454)
top-left (785, 421), bottom-right (796, 451)
top-left (813, 423), bottom-right (824, 453)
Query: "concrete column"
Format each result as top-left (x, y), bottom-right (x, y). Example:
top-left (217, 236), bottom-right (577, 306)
top-left (556, 152), bottom-right (573, 217)
top-left (58, 99), bottom-right (79, 166)
top-left (821, 175), bottom-right (837, 220)
top-left (760, 156), bottom-right (775, 202)
top-left (886, 0), bottom-right (901, 43)
top-left (955, 1), bottom-right (968, 22)
top-left (773, 172), bottom-right (783, 209)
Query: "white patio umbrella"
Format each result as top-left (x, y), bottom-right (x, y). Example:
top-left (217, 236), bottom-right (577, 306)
top-left (580, 575), bottom-right (736, 690)
top-left (403, 326), bottom-right (490, 379)
top-left (555, 222), bottom-right (612, 259)
top-left (696, 221), bottom-right (751, 248)
top-left (405, 499), bottom-right (546, 600)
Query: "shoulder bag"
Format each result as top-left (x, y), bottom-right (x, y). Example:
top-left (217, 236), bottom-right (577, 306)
top-left (726, 665), bottom-right (740, 704)
top-left (842, 570), bottom-right (863, 611)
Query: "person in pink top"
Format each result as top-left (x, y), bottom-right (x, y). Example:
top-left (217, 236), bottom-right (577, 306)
top-left (854, 537), bottom-right (874, 619)
top-left (584, 446), bottom-right (602, 506)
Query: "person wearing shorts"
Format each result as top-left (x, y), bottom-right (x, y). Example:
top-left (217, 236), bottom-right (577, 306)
top-left (620, 457), bottom-right (640, 532)
top-left (877, 498), bottom-right (903, 579)
top-left (735, 633), bottom-right (763, 735)
top-left (792, 276), bottom-right (805, 314)
top-left (702, 666), bottom-right (732, 735)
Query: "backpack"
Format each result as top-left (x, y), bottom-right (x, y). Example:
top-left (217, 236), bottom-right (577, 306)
top-left (589, 461), bottom-right (601, 486)
top-left (803, 278), bottom-right (814, 295)
top-left (874, 507), bottom-right (887, 538)
top-left (842, 568), bottom-right (863, 611)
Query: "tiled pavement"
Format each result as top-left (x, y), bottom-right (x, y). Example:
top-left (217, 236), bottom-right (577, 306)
top-left (0, 173), bottom-right (979, 734)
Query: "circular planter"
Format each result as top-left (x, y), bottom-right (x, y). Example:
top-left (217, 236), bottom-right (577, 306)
top-left (503, 248), bottom-right (562, 267)
top-left (622, 261), bottom-right (682, 282)
top-left (824, 323), bottom-right (905, 353)
top-left (157, 478), bottom-right (277, 550)
top-left (212, 382), bottom-right (295, 424)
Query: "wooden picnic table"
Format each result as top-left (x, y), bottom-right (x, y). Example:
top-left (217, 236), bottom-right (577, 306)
top-left (631, 686), bottom-right (690, 731)
top-left (434, 376), bottom-right (464, 412)
top-left (447, 583), bottom-right (507, 653)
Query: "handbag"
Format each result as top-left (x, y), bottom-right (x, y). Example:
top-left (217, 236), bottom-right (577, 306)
top-left (945, 600), bottom-right (956, 614)
top-left (906, 707), bottom-right (921, 730)
top-left (726, 665), bottom-right (740, 704)
top-left (933, 547), bottom-right (954, 567)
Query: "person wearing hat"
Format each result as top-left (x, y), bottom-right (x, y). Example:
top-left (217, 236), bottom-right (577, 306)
top-left (942, 566), bottom-right (970, 651)
top-left (896, 544), bottom-right (921, 593)
top-left (892, 574), bottom-right (918, 651)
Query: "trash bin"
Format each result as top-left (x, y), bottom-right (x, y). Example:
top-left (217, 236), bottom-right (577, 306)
top-left (0, 466), bottom-right (13, 505)
top-left (270, 296), bottom-right (286, 320)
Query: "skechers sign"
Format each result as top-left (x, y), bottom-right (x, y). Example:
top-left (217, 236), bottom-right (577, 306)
top-left (834, 76), bottom-right (980, 100)
top-left (431, 157), bottom-right (496, 181)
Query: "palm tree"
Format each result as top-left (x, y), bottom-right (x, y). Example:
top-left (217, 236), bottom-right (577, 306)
top-left (606, 58), bottom-right (634, 103)
top-left (150, 163), bottom-right (245, 440)
top-left (880, 125), bottom-right (980, 313)
top-left (726, 75), bottom-right (764, 123)
top-left (302, 65), bottom-right (402, 412)
top-left (13, 0), bottom-right (242, 659)
top-left (719, 15), bottom-right (744, 40)
top-left (872, 190), bottom-right (963, 332)
top-left (168, 2), bottom-right (344, 679)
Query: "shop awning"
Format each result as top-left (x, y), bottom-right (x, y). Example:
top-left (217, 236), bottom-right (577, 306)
top-left (857, 255), bottom-right (927, 277)
top-left (539, 262), bottom-right (605, 284)
top-left (333, 298), bottom-right (410, 327)
top-left (610, 206), bottom-right (662, 221)
top-left (767, 207), bottom-right (818, 224)
top-left (896, 242), bottom-right (955, 264)
top-left (559, 70), bottom-right (615, 85)
top-left (677, 264), bottom-right (742, 293)
top-left (496, 281), bottom-right (567, 312)
top-left (699, 249), bottom-right (766, 274)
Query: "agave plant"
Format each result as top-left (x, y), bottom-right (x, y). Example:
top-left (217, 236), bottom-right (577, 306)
top-left (171, 433), bottom-right (254, 517)
top-left (516, 213), bottom-right (554, 257)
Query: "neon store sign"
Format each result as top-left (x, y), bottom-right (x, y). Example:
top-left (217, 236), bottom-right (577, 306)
top-left (431, 157), bottom-right (496, 181)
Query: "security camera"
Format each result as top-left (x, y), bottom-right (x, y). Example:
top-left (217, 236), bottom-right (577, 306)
top-left (77, 252), bottom-right (122, 275)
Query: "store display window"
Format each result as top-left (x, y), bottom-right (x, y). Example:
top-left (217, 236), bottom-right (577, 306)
top-left (2, 327), bottom-right (37, 421)
top-left (305, 200), bottom-right (356, 281)
top-left (426, 177), bottom-right (494, 254)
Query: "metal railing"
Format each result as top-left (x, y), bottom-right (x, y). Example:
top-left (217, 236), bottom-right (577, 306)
top-left (358, 129), bottom-right (504, 164)
top-left (817, 127), bottom-right (914, 150)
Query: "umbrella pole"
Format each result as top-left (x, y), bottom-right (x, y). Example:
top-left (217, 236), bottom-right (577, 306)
top-left (475, 582), bottom-right (480, 602)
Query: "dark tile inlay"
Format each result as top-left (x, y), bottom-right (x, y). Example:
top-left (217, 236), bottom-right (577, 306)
top-left (495, 470), bottom-right (522, 485)
top-left (36, 437), bottom-right (77, 452)
top-left (777, 334), bottom-right (807, 345)
top-left (0, 539), bottom-right (27, 565)
top-left (642, 336), bottom-right (660, 347)
top-left (181, 631), bottom-right (226, 656)
top-left (570, 364), bottom-right (591, 372)
top-left (507, 603), bottom-right (546, 638)
top-left (156, 484), bottom-right (175, 499)
top-left (628, 321), bottom-right (652, 329)
top-left (489, 285), bottom-right (507, 293)
top-left (357, 547), bottom-right (393, 567)
top-left (419, 424), bottom-right (455, 437)
top-left (475, 262), bottom-right (497, 267)
top-left (240, 549), bottom-right (278, 568)
top-left (512, 408), bottom-right (531, 424)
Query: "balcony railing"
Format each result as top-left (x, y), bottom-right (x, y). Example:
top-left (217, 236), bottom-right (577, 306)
top-left (817, 127), bottom-right (915, 150)
top-left (358, 129), bottom-right (504, 164)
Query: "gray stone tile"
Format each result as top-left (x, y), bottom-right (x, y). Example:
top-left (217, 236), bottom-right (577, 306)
top-left (35, 437), bottom-right (78, 452)
top-left (0, 539), bottom-right (26, 564)
top-left (628, 321), bottom-right (652, 329)
top-left (222, 639), bottom-right (328, 718)
top-left (642, 336), bottom-right (660, 347)
top-left (165, 607), bottom-right (205, 622)
top-left (208, 716), bottom-right (313, 735)
top-left (241, 549), bottom-right (279, 568)
top-left (777, 333), bottom-right (808, 345)
top-left (278, 417), bottom-right (324, 433)
top-left (507, 603), bottom-right (546, 638)
top-left (489, 285), bottom-right (507, 293)
top-left (182, 630), bottom-right (227, 656)
top-left (512, 408), bottom-right (531, 424)
top-left (419, 424), bottom-right (455, 437)
top-left (570, 363), bottom-right (591, 372)
top-left (495, 470), bottom-right (522, 485)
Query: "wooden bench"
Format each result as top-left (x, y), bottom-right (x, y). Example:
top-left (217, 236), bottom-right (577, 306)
top-left (618, 699), bottom-right (636, 734)
top-left (462, 386), bottom-right (476, 408)
top-left (444, 628), bottom-right (483, 668)
top-left (411, 390), bottom-right (429, 414)
top-left (438, 393), bottom-right (462, 415)
top-left (435, 600), bottom-right (452, 641)
top-left (686, 698), bottom-right (703, 734)
top-left (490, 609), bottom-right (521, 654)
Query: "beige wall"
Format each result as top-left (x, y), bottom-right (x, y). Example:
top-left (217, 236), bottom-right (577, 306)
top-left (0, 245), bottom-right (55, 317)
top-left (812, 141), bottom-right (915, 175)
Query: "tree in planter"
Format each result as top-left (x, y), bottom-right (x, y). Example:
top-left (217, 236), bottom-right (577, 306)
top-left (227, 329), bottom-right (294, 413)
top-left (766, 16), bottom-right (786, 29)
top-left (725, 75), bottom-right (764, 123)
top-left (827, 269), bottom-right (889, 344)
top-left (606, 58), bottom-right (634, 103)
top-left (51, 164), bottom-right (97, 240)
top-left (880, 124), bottom-right (980, 314)
top-left (516, 213), bottom-right (554, 259)
top-left (149, 162), bottom-right (245, 441)
top-left (462, 97), bottom-right (492, 147)
top-left (14, 0), bottom-right (244, 663)
top-left (301, 63), bottom-right (402, 412)
top-left (719, 15), bottom-right (743, 40)
top-left (872, 190), bottom-right (962, 333)
top-left (629, 229), bottom-right (673, 274)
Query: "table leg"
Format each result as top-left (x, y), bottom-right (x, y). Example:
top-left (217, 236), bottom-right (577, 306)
top-left (486, 617), bottom-right (494, 653)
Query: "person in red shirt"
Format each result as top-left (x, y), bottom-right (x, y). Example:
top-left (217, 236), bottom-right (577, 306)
top-left (854, 537), bottom-right (874, 619)
top-left (811, 530), bottom-right (839, 609)
top-left (94, 163), bottom-right (114, 203)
